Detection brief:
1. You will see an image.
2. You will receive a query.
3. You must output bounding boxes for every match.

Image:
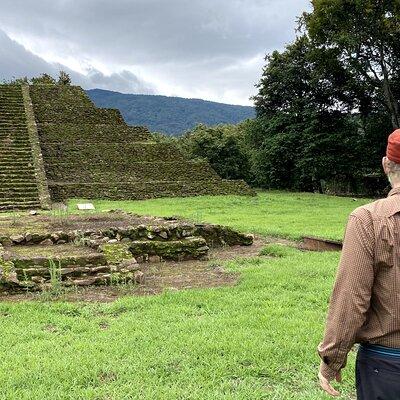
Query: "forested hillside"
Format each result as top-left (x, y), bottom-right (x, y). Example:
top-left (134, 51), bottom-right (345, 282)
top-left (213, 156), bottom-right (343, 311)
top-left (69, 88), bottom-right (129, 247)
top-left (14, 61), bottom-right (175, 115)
top-left (87, 89), bottom-right (255, 135)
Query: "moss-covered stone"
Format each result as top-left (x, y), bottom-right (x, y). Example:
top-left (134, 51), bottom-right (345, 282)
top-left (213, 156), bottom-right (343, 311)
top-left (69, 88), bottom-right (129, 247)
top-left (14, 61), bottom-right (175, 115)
top-left (99, 243), bottom-right (134, 264)
top-left (129, 237), bottom-right (209, 261)
top-left (28, 84), bottom-right (255, 202)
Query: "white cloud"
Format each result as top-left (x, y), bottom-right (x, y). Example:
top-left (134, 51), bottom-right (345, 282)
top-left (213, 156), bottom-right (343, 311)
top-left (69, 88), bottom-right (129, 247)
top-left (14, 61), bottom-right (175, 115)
top-left (0, 0), bottom-right (311, 104)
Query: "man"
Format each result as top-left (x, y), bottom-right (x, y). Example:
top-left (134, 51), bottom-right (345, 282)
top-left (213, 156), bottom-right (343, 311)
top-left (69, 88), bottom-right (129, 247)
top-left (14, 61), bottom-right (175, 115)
top-left (318, 129), bottom-right (400, 399)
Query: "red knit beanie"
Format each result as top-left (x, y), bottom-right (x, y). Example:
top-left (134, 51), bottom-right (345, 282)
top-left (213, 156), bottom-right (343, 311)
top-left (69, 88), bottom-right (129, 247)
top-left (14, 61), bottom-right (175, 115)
top-left (386, 129), bottom-right (400, 164)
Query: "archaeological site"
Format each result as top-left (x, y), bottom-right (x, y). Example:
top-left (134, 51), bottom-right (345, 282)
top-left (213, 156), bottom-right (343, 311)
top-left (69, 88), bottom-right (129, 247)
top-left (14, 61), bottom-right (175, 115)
top-left (0, 84), bottom-right (253, 211)
top-left (0, 83), bottom-right (254, 293)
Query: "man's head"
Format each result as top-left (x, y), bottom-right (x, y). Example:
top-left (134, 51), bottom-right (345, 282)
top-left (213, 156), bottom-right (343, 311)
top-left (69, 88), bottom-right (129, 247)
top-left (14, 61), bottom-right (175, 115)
top-left (384, 129), bottom-right (400, 187)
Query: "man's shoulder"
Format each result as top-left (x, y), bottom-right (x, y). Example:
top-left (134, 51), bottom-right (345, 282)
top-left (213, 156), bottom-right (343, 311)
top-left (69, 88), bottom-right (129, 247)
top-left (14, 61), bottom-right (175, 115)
top-left (351, 196), bottom-right (400, 220)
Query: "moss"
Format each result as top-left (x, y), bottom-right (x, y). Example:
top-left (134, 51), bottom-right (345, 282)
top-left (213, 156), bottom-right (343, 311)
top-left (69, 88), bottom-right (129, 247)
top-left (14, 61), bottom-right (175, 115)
top-left (100, 243), bottom-right (134, 264)
top-left (0, 259), bottom-right (14, 280)
top-left (128, 237), bottom-right (208, 260)
top-left (26, 84), bottom-right (254, 202)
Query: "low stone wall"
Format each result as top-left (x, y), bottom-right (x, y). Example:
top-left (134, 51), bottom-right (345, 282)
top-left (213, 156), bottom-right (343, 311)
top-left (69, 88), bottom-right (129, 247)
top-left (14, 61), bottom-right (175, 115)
top-left (0, 215), bottom-right (253, 292)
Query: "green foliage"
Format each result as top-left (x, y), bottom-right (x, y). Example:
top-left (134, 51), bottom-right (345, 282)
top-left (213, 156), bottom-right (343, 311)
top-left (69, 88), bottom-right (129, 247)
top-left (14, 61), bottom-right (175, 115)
top-left (48, 259), bottom-right (63, 295)
top-left (249, 3), bottom-right (400, 194)
top-left (57, 71), bottom-right (71, 86)
top-left (177, 123), bottom-right (253, 182)
top-left (251, 36), bottom-right (366, 192)
top-left (304, 0), bottom-right (400, 128)
top-left (31, 73), bottom-right (57, 85)
top-left (4, 71), bottom-right (72, 86)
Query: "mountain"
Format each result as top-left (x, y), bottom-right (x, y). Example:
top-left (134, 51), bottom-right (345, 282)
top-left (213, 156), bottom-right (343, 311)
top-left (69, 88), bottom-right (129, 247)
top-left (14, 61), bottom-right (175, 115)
top-left (86, 89), bottom-right (255, 136)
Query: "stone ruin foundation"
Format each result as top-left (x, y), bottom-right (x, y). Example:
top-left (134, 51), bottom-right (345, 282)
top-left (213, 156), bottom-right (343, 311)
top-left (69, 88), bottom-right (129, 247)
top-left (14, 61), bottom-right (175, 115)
top-left (0, 211), bottom-right (253, 292)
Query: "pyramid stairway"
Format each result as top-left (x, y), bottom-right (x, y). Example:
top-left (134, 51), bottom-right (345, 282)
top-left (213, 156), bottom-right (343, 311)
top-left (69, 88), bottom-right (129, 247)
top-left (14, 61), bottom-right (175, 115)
top-left (0, 86), bottom-right (41, 211)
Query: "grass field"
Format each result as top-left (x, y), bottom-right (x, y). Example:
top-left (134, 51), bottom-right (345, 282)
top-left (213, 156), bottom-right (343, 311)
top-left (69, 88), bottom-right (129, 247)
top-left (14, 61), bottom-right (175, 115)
top-left (68, 191), bottom-right (371, 241)
top-left (1, 191), bottom-right (369, 399)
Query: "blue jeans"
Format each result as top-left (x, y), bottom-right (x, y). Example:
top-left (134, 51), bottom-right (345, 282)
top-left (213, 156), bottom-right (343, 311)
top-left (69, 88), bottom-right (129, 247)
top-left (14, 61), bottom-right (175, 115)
top-left (356, 345), bottom-right (400, 400)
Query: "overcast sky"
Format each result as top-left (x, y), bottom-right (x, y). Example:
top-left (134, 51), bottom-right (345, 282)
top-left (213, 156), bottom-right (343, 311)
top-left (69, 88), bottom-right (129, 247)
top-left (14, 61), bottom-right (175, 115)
top-left (0, 0), bottom-right (310, 105)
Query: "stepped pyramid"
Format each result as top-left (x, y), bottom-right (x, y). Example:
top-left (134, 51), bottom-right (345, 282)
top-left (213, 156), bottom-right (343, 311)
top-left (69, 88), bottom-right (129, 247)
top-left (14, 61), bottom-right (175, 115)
top-left (0, 84), bottom-right (253, 210)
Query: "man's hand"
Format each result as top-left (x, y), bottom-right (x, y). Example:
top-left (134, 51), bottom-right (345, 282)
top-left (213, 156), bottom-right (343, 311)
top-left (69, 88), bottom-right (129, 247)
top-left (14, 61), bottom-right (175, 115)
top-left (318, 370), bottom-right (341, 397)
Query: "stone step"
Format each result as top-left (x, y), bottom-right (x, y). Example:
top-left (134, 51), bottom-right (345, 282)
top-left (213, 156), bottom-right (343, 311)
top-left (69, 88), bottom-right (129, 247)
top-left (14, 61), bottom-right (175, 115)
top-left (0, 123), bottom-right (27, 127)
top-left (0, 141), bottom-right (31, 147)
top-left (0, 99), bottom-right (24, 104)
top-left (0, 147), bottom-right (33, 153)
top-left (0, 202), bottom-right (41, 211)
top-left (0, 159), bottom-right (33, 164)
top-left (101, 237), bottom-right (209, 262)
top-left (0, 155), bottom-right (33, 160)
top-left (0, 196), bottom-right (40, 204)
top-left (0, 115), bottom-right (26, 119)
top-left (0, 169), bottom-right (35, 174)
top-left (0, 170), bottom-right (36, 177)
top-left (0, 187), bottom-right (39, 195)
top-left (0, 182), bottom-right (38, 188)
top-left (0, 181), bottom-right (38, 188)
top-left (0, 134), bottom-right (29, 137)
top-left (0, 151), bottom-right (33, 156)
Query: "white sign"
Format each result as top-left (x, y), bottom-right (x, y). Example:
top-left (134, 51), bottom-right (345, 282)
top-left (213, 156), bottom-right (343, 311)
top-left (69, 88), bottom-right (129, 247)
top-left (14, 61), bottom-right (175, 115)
top-left (77, 203), bottom-right (95, 211)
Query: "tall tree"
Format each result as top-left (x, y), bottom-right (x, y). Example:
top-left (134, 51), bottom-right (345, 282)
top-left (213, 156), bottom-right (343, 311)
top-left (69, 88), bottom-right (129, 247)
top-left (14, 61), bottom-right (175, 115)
top-left (304, 0), bottom-right (400, 128)
top-left (251, 36), bottom-right (363, 192)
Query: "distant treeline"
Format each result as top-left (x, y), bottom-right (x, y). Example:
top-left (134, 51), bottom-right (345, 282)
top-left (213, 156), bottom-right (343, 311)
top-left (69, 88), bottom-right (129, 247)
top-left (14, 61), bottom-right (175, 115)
top-left (164, 1), bottom-right (400, 197)
top-left (87, 89), bottom-right (255, 136)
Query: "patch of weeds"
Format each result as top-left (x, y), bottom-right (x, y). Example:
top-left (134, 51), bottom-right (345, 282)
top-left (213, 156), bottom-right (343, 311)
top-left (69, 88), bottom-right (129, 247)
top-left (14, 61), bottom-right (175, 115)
top-left (98, 371), bottom-right (118, 384)
top-left (109, 275), bottom-right (138, 295)
top-left (56, 305), bottom-right (83, 317)
top-left (9, 213), bottom-right (21, 228)
top-left (43, 323), bottom-right (59, 333)
top-left (50, 208), bottom-right (71, 229)
top-left (259, 244), bottom-right (299, 258)
top-left (99, 321), bottom-right (109, 330)
top-left (0, 259), bottom-right (14, 280)
top-left (38, 259), bottom-right (64, 300)
top-left (103, 304), bottom-right (129, 317)
top-left (73, 232), bottom-right (88, 247)
top-left (208, 261), bottom-right (224, 269)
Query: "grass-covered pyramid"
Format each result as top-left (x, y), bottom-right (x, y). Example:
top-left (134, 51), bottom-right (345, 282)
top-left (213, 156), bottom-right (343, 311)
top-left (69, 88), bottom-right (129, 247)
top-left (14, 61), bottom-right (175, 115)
top-left (0, 83), bottom-right (253, 210)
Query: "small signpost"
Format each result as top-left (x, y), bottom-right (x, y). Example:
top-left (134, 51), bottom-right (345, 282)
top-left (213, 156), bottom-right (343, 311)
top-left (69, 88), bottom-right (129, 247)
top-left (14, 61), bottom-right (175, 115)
top-left (77, 203), bottom-right (95, 211)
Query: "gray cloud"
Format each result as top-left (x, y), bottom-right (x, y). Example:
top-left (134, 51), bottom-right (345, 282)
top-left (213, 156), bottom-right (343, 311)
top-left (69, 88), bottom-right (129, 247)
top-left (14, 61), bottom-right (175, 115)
top-left (0, 29), bottom-right (155, 94)
top-left (0, 29), bottom-right (59, 81)
top-left (0, 0), bottom-right (310, 104)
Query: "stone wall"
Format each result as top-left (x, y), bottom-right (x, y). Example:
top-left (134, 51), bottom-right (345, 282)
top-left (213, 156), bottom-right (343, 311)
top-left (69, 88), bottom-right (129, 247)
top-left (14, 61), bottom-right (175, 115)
top-left (0, 216), bottom-right (253, 291)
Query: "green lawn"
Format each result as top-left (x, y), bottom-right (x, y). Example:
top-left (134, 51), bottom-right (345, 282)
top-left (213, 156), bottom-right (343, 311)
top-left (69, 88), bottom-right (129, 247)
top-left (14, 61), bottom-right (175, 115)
top-left (68, 191), bottom-right (371, 241)
top-left (1, 191), bottom-right (370, 399)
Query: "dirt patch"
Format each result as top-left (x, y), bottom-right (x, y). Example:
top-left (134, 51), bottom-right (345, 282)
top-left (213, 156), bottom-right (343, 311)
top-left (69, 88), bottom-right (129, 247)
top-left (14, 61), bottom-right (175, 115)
top-left (0, 212), bottom-right (171, 236)
top-left (6, 243), bottom-right (99, 258)
top-left (0, 237), bottom-right (267, 302)
top-left (301, 236), bottom-right (342, 251)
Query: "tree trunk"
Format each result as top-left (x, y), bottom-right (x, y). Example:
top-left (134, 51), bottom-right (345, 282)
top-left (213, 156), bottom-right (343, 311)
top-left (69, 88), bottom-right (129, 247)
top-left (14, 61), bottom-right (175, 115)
top-left (380, 47), bottom-right (400, 129)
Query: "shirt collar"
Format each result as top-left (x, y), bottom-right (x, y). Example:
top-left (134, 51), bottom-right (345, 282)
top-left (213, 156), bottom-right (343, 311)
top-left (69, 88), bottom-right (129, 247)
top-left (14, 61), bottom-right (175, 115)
top-left (388, 187), bottom-right (400, 197)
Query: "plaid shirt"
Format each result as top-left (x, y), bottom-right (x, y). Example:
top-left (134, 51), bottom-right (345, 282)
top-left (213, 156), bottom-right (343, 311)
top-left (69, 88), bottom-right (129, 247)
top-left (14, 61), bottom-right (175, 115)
top-left (318, 187), bottom-right (400, 379)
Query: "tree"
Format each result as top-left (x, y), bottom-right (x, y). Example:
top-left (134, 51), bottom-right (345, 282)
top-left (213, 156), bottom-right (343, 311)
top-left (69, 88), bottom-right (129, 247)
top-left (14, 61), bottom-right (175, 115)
top-left (178, 124), bottom-right (253, 183)
top-left (250, 35), bottom-right (364, 192)
top-left (30, 73), bottom-right (57, 85)
top-left (304, 0), bottom-right (400, 128)
top-left (58, 71), bottom-right (71, 85)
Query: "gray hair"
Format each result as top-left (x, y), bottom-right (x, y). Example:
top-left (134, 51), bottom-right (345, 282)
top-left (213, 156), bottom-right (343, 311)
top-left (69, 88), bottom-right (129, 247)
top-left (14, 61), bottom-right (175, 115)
top-left (387, 159), bottom-right (400, 183)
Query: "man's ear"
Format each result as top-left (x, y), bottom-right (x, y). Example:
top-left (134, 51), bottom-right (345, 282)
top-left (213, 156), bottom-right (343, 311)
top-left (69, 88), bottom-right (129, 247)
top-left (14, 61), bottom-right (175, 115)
top-left (382, 157), bottom-right (389, 175)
